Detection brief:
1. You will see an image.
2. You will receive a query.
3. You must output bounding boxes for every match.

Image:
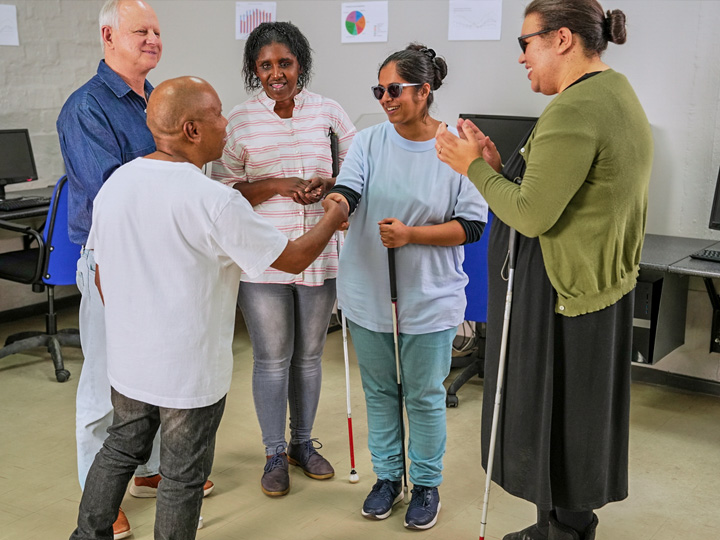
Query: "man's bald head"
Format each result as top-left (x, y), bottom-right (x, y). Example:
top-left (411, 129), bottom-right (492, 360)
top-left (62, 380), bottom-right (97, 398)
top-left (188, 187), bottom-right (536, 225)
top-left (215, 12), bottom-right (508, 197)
top-left (146, 77), bottom-right (228, 166)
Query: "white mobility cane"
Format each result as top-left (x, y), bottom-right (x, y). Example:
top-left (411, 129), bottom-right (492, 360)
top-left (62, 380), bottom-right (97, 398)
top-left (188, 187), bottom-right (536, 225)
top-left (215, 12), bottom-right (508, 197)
top-left (341, 309), bottom-right (360, 483)
top-left (479, 228), bottom-right (518, 540)
top-left (330, 127), bottom-right (359, 484)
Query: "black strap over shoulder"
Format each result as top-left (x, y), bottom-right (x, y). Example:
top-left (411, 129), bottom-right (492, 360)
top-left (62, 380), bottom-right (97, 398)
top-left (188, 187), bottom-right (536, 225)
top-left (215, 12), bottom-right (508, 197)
top-left (501, 122), bottom-right (536, 185)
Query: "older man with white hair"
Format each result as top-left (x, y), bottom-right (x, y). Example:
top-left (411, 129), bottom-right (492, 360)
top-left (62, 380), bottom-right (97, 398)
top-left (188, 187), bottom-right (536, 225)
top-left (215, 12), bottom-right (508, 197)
top-left (57, 1), bottom-right (212, 538)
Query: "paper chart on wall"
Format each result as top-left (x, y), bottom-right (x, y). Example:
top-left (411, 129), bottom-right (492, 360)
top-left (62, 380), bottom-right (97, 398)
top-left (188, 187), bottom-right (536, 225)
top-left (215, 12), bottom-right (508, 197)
top-left (236, 2), bottom-right (276, 40)
top-left (341, 2), bottom-right (388, 44)
top-left (448, 0), bottom-right (502, 41)
top-left (0, 4), bottom-right (19, 46)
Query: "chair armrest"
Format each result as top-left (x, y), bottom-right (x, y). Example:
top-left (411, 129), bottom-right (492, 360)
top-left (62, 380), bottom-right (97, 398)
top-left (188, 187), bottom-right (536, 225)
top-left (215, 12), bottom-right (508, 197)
top-left (0, 219), bottom-right (33, 234)
top-left (0, 219), bottom-right (43, 245)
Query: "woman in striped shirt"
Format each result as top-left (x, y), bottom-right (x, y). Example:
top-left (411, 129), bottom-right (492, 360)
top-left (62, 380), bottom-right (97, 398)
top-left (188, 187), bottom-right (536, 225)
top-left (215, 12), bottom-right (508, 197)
top-left (211, 21), bottom-right (356, 498)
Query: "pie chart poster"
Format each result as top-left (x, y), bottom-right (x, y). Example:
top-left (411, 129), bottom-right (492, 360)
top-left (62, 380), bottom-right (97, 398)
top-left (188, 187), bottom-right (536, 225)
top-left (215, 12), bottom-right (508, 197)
top-left (341, 2), bottom-right (388, 43)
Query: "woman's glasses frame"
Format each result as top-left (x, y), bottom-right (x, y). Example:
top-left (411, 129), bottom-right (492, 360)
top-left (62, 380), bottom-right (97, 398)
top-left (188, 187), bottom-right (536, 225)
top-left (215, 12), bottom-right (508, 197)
top-left (518, 28), bottom-right (555, 53)
top-left (371, 83), bottom-right (422, 100)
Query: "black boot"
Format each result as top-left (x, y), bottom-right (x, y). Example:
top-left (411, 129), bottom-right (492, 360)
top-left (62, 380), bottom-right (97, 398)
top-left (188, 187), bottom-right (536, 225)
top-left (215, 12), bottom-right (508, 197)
top-left (503, 509), bottom-right (550, 540)
top-left (503, 524), bottom-right (548, 540)
top-left (548, 511), bottom-right (599, 540)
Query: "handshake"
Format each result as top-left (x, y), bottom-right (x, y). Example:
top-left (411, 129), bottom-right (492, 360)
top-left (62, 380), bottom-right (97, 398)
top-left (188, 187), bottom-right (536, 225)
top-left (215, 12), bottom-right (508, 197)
top-left (322, 192), bottom-right (350, 231)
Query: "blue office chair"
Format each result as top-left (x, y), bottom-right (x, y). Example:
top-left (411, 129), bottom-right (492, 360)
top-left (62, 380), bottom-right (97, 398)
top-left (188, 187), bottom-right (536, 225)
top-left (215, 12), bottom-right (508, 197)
top-left (0, 176), bottom-right (81, 382)
top-left (446, 211), bottom-right (492, 407)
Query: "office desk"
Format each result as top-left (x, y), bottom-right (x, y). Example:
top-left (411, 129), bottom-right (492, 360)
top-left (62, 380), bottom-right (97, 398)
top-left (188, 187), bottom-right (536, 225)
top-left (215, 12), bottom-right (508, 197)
top-left (637, 234), bottom-right (720, 362)
top-left (639, 234), bottom-right (717, 272)
top-left (664, 240), bottom-right (720, 353)
top-left (0, 187), bottom-right (54, 243)
top-left (0, 186), bottom-right (54, 220)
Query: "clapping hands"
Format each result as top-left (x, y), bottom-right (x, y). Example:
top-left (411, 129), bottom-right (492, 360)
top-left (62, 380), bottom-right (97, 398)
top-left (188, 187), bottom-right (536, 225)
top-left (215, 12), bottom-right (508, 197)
top-left (434, 120), bottom-right (502, 175)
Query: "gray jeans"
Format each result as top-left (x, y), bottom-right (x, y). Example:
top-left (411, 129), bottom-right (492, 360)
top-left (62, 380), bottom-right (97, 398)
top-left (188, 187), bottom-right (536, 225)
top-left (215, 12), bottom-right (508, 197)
top-left (237, 279), bottom-right (336, 455)
top-left (70, 389), bottom-right (225, 540)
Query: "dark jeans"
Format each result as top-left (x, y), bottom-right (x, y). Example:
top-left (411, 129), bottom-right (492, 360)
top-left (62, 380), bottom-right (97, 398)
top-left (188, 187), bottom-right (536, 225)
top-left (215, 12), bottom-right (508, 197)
top-left (70, 388), bottom-right (226, 540)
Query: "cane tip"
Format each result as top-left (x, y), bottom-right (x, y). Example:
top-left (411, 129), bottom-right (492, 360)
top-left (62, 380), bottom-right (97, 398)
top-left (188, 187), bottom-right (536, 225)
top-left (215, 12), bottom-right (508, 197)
top-left (349, 471), bottom-right (360, 483)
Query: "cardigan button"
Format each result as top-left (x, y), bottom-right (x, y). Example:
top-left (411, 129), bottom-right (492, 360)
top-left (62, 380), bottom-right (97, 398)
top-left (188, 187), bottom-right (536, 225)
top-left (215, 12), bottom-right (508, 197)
top-left (559, 305), bottom-right (565, 311)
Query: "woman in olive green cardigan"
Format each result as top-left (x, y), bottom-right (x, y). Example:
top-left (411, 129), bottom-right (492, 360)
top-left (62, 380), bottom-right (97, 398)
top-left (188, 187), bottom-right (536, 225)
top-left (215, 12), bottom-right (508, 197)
top-left (436, 1), bottom-right (653, 540)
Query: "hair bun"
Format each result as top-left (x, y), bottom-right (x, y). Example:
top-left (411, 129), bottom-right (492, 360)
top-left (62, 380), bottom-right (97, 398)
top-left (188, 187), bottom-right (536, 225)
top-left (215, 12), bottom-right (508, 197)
top-left (605, 9), bottom-right (627, 45)
top-left (420, 47), bottom-right (436, 60)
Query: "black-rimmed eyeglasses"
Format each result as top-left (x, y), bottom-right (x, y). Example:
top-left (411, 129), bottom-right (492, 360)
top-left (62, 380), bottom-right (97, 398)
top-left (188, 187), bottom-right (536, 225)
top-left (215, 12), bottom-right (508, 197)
top-left (518, 28), bottom-right (555, 53)
top-left (371, 83), bottom-right (421, 100)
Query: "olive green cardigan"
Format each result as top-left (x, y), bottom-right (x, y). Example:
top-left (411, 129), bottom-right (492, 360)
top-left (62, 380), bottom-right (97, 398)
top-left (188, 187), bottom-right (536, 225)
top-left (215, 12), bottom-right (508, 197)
top-left (468, 70), bottom-right (653, 316)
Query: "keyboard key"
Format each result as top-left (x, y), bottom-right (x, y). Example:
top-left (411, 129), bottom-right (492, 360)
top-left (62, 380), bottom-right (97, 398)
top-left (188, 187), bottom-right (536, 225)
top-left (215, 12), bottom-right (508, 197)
top-left (690, 249), bottom-right (720, 263)
top-left (0, 197), bottom-right (50, 212)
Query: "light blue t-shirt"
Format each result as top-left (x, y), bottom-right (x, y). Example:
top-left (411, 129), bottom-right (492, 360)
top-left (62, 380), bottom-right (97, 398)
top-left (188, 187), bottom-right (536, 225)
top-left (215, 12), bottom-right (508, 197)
top-left (336, 121), bottom-right (488, 334)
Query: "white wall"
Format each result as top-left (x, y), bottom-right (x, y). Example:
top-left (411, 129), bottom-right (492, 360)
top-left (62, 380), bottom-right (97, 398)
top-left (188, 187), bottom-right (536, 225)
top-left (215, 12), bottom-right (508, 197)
top-left (2, 0), bottom-right (720, 380)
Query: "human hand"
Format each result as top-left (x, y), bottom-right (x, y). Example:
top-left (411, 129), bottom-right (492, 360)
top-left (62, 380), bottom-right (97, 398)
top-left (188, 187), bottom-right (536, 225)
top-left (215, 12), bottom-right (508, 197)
top-left (378, 218), bottom-right (410, 248)
top-left (456, 119), bottom-right (502, 172)
top-left (480, 133), bottom-right (502, 173)
top-left (323, 193), bottom-right (350, 230)
top-left (275, 177), bottom-right (310, 201)
top-left (303, 177), bottom-right (334, 203)
top-left (435, 122), bottom-right (497, 176)
top-left (455, 118), bottom-right (482, 142)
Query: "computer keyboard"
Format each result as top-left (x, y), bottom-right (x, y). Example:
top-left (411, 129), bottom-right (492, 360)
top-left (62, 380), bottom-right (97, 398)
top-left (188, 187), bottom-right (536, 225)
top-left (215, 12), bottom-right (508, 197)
top-left (690, 248), bottom-right (720, 263)
top-left (0, 196), bottom-right (51, 212)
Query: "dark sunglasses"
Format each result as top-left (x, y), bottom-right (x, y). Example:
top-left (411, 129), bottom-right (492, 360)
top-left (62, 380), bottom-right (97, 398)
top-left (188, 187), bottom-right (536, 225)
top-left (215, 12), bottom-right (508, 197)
top-left (518, 28), bottom-right (555, 53)
top-left (371, 83), bottom-right (421, 100)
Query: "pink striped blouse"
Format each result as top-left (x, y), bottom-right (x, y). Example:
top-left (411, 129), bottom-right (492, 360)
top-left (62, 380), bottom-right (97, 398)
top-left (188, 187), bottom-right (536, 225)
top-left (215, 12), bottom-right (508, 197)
top-left (211, 89), bottom-right (356, 285)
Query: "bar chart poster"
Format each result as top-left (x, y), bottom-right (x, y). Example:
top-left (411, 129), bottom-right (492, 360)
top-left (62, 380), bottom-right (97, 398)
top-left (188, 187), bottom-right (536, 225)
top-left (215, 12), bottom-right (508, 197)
top-left (236, 2), bottom-right (276, 40)
top-left (341, 2), bottom-right (388, 43)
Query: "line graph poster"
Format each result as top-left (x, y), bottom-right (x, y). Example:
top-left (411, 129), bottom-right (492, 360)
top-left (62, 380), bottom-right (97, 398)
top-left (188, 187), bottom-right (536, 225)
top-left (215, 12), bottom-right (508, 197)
top-left (448, 0), bottom-right (502, 41)
top-left (341, 2), bottom-right (387, 44)
top-left (0, 4), bottom-right (19, 46)
top-left (236, 2), bottom-right (276, 40)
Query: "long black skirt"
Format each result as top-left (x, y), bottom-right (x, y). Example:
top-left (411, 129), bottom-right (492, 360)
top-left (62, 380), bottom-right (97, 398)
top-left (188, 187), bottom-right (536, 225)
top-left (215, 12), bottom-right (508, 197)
top-left (481, 218), bottom-right (634, 511)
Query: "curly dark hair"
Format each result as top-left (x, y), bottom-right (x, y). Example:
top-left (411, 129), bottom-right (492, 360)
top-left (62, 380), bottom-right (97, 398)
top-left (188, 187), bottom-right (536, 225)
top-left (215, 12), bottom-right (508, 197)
top-left (378, 43), bottom-right (448, 111)
top-left (242, 21), bottom-right (313, 93)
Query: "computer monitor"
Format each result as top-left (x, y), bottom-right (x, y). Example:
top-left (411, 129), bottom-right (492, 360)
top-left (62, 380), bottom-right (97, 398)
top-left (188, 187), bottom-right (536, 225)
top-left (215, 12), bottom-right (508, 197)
top-left (708, 167), bottom-right (720, 230)
top-left (0, 129), bottom-right (38, 200)
top-left (459, 114), bottom-right (538, 164)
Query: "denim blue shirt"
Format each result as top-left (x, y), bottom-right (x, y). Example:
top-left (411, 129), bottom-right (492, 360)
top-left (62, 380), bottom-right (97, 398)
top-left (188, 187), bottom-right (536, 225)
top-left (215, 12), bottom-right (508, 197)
top-left (57, 60), bottom-right (155, 245)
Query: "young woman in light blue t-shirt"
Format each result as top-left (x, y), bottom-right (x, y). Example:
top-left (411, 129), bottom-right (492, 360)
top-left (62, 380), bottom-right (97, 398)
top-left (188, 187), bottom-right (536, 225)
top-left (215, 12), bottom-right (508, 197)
top-left (327, 43), bottom-right (488, 531)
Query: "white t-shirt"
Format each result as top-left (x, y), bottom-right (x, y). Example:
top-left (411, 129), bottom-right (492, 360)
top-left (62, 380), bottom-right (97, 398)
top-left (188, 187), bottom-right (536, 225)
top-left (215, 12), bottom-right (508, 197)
top-left (87, 158), bottom-right (288, 408)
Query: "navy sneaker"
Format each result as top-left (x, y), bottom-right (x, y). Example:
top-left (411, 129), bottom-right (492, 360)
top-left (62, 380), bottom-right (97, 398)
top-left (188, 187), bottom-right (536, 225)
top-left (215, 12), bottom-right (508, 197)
top-left (361, 478), bottom-right (403, 520)
top-left (404, 485), bottom-right (441, 530)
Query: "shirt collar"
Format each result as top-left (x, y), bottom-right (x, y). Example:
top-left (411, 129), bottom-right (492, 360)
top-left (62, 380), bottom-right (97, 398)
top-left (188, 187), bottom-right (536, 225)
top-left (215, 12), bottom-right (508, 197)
top-left (96, 60), bottom-right (154, 100)
top-left (256, 87), bottom-right (308, 112)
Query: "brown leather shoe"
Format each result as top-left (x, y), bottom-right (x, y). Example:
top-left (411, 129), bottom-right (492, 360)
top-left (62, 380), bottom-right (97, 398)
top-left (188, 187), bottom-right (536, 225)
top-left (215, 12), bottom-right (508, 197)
top-left (261, 452), bottom-right (290, 496)
top-left (129, 474), bottom-right (215, 497)
top-left (288, 439), bottom-right (335, 480)
top-left (113, 507), bottom-right (132, 540)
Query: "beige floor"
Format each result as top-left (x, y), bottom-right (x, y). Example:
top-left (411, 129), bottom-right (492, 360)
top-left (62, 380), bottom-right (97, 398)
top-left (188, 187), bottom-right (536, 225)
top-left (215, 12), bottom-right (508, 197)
top-left (1, 306), bottom-right (719, 540)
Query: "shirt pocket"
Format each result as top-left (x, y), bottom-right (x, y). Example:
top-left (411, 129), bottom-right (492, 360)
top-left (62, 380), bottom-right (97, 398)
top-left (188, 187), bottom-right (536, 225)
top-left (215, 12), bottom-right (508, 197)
top-left (243, 142), bottom-right (285, 180)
